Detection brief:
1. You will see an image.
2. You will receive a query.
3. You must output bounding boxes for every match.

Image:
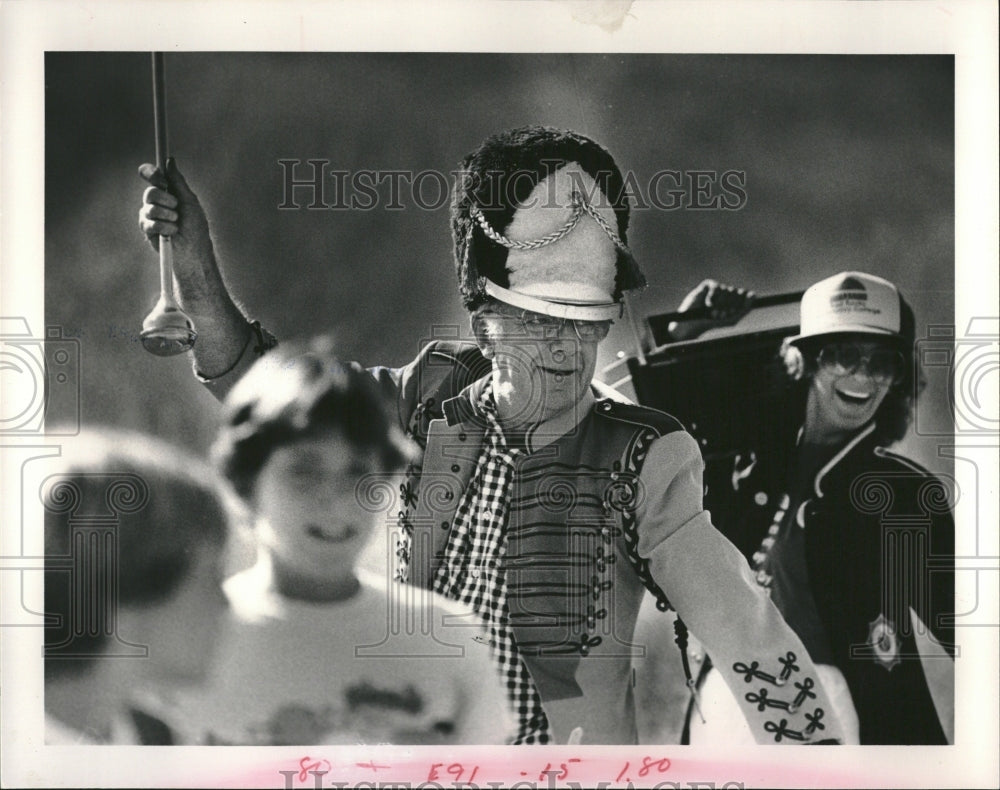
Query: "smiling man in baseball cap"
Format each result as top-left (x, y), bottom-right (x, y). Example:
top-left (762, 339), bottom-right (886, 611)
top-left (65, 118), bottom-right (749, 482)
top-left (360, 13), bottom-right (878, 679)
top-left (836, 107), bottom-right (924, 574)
top-left (669, 270), bottom-right (954, 744)
top-left (787, 271), bottom-right (917, 445)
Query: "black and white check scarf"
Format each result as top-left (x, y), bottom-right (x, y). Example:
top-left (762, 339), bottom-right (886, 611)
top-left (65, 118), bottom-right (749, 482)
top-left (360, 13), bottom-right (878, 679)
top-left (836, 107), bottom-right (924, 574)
top-left (431, 385), bottom-right (551, 744)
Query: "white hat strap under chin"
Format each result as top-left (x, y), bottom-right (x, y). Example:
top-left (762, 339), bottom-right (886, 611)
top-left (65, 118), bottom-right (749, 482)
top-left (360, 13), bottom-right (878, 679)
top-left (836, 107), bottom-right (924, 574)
top-left (471, 189), bottom-right (629, 253)
top-left (484, 280), bottom-right (622, 321)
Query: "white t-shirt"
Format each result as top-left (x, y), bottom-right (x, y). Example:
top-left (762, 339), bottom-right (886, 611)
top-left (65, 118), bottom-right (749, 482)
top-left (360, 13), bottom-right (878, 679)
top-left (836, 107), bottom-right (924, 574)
top-left (171, 560), bottom-right (511, 745)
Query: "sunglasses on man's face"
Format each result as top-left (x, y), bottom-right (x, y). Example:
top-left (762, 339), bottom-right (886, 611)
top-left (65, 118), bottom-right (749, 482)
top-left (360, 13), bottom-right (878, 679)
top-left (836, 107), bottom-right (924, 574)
top-left (480, 308), bottom-right (612, 342)
top-left (816, 342), bottom-right (905, 383)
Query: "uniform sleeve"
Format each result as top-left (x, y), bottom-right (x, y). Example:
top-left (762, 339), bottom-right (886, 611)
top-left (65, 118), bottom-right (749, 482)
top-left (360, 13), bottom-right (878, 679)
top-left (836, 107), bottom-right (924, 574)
top-left (913, 473), bottom-right (956, 742)
top-left (195, 325), bottom-right (432, 433)
top-left (363, 342), bottom-right (442, 434)
top-left (926, 480), bottom-right (956, 656)
top-left (635, 431), bottom-right (848, 745)
top-left (196, 322), bottom-right (278, 402)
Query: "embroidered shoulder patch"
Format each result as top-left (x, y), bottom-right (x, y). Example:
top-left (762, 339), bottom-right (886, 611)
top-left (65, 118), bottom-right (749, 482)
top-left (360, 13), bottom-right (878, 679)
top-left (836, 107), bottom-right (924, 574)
top-left (868, 613), bottom-right (901, 671)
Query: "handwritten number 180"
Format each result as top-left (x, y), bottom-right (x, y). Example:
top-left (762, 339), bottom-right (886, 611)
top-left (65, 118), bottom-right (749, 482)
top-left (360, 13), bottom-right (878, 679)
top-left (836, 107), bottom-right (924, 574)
top-left (617, 757), bottom-right (672, 781)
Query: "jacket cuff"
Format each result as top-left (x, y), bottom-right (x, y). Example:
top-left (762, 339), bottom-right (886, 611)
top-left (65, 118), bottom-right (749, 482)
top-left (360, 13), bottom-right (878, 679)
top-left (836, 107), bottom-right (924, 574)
top-left (649, 517), bottom-right (847, 744)
top-left (195, 320), bottom-right (277, 400)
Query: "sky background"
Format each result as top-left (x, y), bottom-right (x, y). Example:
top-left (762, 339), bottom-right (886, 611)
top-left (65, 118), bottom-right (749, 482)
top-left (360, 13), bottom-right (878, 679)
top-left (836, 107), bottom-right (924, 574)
top-left (44, 52), bottom-right (954, 473)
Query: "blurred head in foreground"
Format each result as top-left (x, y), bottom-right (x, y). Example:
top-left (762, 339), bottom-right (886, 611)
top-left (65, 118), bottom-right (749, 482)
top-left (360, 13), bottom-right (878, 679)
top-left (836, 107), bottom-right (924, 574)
top-left (44, 427), bottom-right (233, 741)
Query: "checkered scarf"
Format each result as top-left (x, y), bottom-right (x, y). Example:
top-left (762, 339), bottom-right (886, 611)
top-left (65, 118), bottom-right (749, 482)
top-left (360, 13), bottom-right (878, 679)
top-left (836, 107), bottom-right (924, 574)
top-left (431, 385), bottom-right (551, 744)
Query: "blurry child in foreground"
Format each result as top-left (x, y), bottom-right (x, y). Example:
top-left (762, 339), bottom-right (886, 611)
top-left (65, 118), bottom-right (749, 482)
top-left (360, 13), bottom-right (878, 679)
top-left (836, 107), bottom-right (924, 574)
top-left (174, 337), bottom-right (511, 745)
top-left (44, 429), bottom-right (233, 744)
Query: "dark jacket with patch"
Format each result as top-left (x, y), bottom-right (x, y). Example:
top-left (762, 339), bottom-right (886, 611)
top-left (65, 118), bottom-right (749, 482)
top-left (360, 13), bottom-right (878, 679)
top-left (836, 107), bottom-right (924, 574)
top-left (703, 422), bottom-right (955, 744)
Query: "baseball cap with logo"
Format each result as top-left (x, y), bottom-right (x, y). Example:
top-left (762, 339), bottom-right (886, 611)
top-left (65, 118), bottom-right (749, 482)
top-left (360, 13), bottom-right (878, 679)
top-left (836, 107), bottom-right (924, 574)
top-left (788, 271), bottom-right (905, 345)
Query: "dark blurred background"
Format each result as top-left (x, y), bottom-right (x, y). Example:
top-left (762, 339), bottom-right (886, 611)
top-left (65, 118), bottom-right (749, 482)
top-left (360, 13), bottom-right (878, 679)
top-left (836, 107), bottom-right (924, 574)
top-left (45, 53), bottom-right (954, 473)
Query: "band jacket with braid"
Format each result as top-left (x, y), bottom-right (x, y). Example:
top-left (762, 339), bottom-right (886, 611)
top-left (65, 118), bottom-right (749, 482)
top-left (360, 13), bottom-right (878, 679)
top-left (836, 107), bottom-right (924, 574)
top-left (701, 423), bottom-right (955, 744)
top-left (204, 338), bottom-right (847, 745)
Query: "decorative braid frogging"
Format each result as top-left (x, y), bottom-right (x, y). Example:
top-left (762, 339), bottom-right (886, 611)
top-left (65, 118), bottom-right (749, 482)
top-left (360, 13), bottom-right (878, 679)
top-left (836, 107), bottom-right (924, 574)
top-left (617, 429), bottom-right (673, 613)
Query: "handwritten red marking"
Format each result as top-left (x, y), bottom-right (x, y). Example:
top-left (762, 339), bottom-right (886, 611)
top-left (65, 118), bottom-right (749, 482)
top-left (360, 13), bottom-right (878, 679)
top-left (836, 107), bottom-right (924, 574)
top-left (297, 757), bottom-right (331, 782)
top-left (446, 763), bottom-right (470, 781)
top-left (638, 757), bottom-right (672, 778)
top-left (559, 759), bottom-right (581, 780)
top-left (356, 761), bottom-right (390, 773)
top-left (538, 761), bottom-right (576, 781)
top-left (616, 761), bottom-right (630, 782)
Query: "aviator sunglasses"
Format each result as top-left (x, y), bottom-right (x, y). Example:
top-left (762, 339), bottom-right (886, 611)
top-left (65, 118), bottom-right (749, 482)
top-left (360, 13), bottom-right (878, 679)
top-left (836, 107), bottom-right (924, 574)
top-left (479, 307), bottom-right (613, 342)
top-left (816, 341), bottom-right (905, 384)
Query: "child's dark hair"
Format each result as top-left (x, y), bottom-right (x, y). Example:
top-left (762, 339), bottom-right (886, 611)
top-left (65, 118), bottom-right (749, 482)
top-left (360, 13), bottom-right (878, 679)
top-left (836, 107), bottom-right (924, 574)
top-left (44, 428), bottom-right (231, 679)
top-left (451, 125), bottom-right (646, 311)
top-left (212, 335), bottom-right (415, 500)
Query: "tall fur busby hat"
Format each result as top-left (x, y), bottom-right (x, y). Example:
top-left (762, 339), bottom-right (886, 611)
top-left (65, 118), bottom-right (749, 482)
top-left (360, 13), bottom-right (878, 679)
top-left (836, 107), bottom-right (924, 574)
top-left (451, 126), bottom-right (646, 319)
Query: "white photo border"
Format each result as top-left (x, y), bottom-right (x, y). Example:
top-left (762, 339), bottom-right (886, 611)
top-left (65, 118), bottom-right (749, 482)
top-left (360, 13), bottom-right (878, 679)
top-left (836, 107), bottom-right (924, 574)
top-left (1, 1), bottom-right (997, 788)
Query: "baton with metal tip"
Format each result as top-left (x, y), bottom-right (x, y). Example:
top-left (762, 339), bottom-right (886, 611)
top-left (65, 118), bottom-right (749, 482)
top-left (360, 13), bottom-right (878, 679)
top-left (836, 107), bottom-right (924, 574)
top-left (141, 52), bottom-right (197, 356)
